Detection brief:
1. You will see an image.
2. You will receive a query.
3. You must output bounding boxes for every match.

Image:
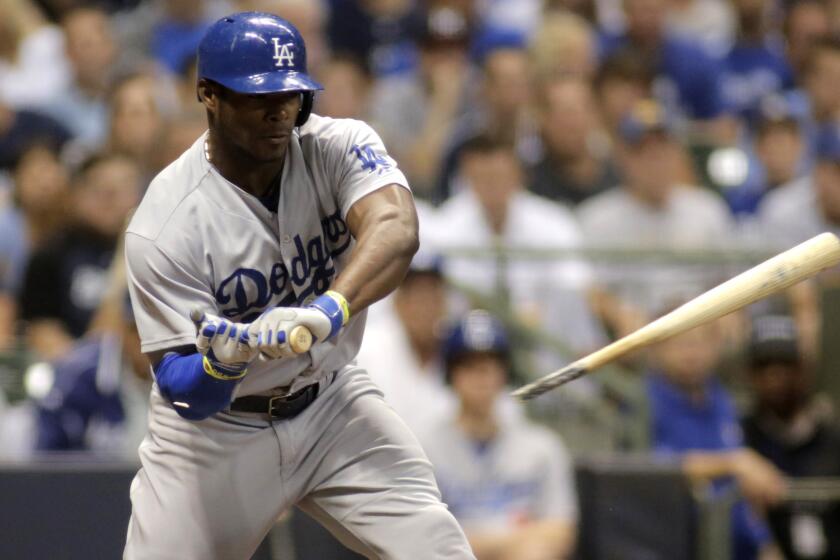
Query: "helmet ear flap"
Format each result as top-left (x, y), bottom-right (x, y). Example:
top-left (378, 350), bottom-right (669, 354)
top-left (296, 92), bottom-right (315, 127)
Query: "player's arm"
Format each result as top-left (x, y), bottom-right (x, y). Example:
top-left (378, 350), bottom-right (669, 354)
top-left (331, 184), bottom-right (418, 313)
top-left (251, 184), bottom-right (417, 357)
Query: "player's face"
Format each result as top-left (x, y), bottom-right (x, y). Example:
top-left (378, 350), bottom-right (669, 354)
top-left (211, 88), bottom-right (302, 162)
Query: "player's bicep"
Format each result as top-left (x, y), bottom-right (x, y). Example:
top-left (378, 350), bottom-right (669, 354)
top-left (345, 184), bottom-right (418, 241)
top-left (125, 234), bottom-right (214, 354)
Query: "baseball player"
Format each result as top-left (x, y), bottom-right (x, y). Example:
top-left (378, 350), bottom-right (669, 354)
top-left (123, 12), bottom-right (474, 560)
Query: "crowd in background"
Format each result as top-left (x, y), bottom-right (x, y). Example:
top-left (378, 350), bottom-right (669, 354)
top-left (1, 0), bottom-right (840, 558)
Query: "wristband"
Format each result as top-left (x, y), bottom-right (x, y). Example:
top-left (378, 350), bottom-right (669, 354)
top-left (326, 290), bottom-right (350, 325)
top-left (309, 290), bottom-right (350, 339)
top-left (202, 355), bottom-right (248, 381)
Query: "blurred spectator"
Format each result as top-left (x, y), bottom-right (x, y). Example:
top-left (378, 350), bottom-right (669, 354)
top-left (429, 134), bottom-right (604, 367)
top-left (107, 73), bottom-right (168, 179)
top-left (645, 319), bottom-right (786, 560)
top-left (0, 100), bottom-right (70, 171)
top-left (598, 0), bottom-right (732, 139)
top-left (527, 76), bottom-right (618, 207)
top-left (722, 0), bottom-right (795, 122)
top-left (153, 113), bottom-right (208, 172)
top-left (314, 52), bottom-right (374, 121)
top-left (151, 0), bottom-right (215, 74)
top-left (19, 152), bottom-right (141, 361)
top-left (743, 314), bottom-right (840, 560)
top-left (0, 144), bottom-right (69, 349)
top-left (326, 0), bottom-right (417, 77)
top-left (44, 7), bottom-right (118, 148)
top-left (529, 11), bottom-right (597, 81)
top-left (0, 0), bottom-right (69, 109)
top-left (436, 43), bottom-right (536, 201)
top-left (371, 5), bottom-right (472, 197)
top-left (666, 0), bottom-right (736, 57)
top-left (578, 100), bottom-right (733, 315)
top-left (593, 48), bottom-right (656, 136)
top-left (35, 292), bottom-right (151, 459)
top-left (421, 311), bottom-right (578, 560)
top-left (7, 143), bottom-right (70, 251)
top-left (478, 0), bottom-right (542, 39)
top-left (758, 124), bottom-right (840, 247)
top-left (755, 100), bottom-right (808, 192)
top-left (724, 96), bottom-right (808, 216)
top-left (355, 255), bottom-right (453, 436)
top-left (784, 0), bottom-right (831, 80)
top-left (802, 35), bottom-right (840, 139)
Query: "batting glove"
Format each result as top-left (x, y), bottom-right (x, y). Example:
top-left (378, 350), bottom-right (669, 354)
top-left (250, 290), bottom-right (350, 360)
top-left (190, 309), bottom-right (258, 380)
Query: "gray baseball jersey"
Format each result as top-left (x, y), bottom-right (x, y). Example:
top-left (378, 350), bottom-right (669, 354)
top-left (126, 114), bottom-right (402, 395)
top-left (123, 115), bottom-right (475, 559)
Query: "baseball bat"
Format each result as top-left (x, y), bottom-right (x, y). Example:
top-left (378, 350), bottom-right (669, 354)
top-left (189, 309), bottom-right (313, 354)
top-left (512, 232), bottom-right (840, 401)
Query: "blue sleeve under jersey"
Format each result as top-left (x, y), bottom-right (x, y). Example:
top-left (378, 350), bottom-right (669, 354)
top-left (154, 353), bottom-right (239, 421)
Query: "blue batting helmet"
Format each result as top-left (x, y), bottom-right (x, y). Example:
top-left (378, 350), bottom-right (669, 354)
top-left (442, 310), bottom-right (510, 382)
top-left (197, 12), bottom-right (323, 126)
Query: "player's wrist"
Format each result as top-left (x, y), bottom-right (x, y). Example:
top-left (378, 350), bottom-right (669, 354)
top-left (203, 354), bottom-right (248, 381)
top-left (308, 290), bottom-right (350, 340)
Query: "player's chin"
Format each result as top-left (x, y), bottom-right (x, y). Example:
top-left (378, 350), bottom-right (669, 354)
top-left (250, 136), bottom-right (290, 161)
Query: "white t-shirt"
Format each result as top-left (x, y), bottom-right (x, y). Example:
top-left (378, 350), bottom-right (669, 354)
top-left (421, 414), bottom-right (578, 534)
top-left (577, 184), bottom-right (734, 313)
top-left (427, 189), bottom-right (605, 365)
top-left (125, 114), bottom-right (409, 396)
top-left (757, 175), bottom-right (840, 249)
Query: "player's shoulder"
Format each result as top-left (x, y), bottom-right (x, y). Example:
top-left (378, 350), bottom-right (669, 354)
top-left (298, 113), bottom-right (379, 146)
top-left (127, 133), bottom-right (211, 241)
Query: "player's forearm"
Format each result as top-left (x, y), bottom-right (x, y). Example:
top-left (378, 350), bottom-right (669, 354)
top-left (332, 186), bottom-right (419, 314)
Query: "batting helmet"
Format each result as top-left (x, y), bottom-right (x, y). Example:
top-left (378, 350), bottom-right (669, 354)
top-left (442, 310), bottom-right (510, 382)
top-left (197, 12), bottom-right (323, 127)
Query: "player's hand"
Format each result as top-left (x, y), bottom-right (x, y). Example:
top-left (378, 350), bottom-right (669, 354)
top-left (190, 308), bottom-right (258, 378)
top-left (250, 291), bottom-right (349, 360)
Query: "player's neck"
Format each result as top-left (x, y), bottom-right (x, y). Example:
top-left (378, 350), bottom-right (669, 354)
top-left (205, 133), bottom-right (285, 198)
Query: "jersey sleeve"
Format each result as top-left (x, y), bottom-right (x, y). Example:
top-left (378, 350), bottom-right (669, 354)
top-left (125, 233), bottom-right (216, 353)
top-left (324, 119), bottom-right (410, 218)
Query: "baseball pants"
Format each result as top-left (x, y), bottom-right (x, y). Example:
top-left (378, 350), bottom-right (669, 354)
top-left (123, 365), bottom-right (475, 559)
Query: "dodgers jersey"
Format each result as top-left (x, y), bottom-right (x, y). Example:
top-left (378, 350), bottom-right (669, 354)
top-left (125, 114), bottom-right (409, 396)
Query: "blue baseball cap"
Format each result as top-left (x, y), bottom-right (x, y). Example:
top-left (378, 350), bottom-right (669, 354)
top-left (618, 99), bottom-right (673, 144)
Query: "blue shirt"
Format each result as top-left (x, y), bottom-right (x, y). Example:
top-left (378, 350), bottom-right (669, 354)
top-left (35, 338), bottom-right (125, 452)
top-left (723, 40), bottom-right (795, 122)
top-left (599, 33), bottom-right (728, 120)
top-left (647, 373), bottom-right (772, 560)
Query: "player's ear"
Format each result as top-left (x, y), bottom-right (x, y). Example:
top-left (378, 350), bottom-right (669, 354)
top-left (197, 79), bottom-right (217, 110)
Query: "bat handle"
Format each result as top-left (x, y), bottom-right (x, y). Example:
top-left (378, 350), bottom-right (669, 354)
top-left (289, 325), bottom-right (313, 354)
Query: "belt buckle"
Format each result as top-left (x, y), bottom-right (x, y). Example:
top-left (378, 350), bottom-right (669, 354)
top-left (268, 393), bottom-right (292, 416)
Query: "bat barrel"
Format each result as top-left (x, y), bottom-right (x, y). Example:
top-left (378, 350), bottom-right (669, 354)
top-left (514, 233), bottom-right (840, 400)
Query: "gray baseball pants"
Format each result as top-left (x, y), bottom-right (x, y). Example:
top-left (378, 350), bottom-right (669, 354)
top-left (123, 366), bottom-right (474, 559)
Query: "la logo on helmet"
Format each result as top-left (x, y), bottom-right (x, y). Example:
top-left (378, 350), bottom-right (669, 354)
top-left (272, 38), bottom-right (295, 67)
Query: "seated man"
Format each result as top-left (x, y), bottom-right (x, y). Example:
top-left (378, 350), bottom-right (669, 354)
top-left (421, 311), bottom-right (578, 560)
top-left (645, 317), bottom-right (786, 560)
top-left (34, 294), bottom-right (151, 459)
top-left (743, 315), bottom-right (840, 560)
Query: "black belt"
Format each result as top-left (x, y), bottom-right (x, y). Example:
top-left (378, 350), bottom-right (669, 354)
top-left (230, 382), bottom-right (320, 420)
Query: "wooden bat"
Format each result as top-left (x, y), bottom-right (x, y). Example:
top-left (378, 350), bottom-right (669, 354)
top-left (512, 232), bottom-right (840, 401)
top-left (190, 309), bottom-right (313, 354)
